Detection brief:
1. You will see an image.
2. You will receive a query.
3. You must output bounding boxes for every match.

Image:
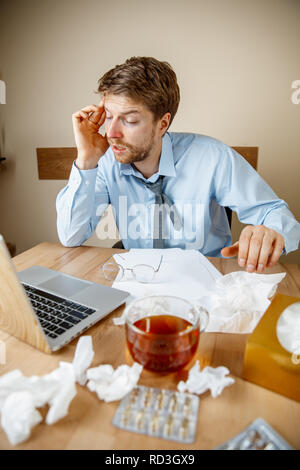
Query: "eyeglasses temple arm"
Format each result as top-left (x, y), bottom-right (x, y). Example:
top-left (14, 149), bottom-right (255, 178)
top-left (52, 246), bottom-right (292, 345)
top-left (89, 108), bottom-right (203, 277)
top-left (154, 255), bottom-right (163, 272)
top-left (99, 254), bottom-right (114, 268)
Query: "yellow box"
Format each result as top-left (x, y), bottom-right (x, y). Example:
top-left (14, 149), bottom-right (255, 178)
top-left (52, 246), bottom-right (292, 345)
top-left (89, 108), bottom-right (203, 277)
top-left (242, 293), bottom-right (300, 402)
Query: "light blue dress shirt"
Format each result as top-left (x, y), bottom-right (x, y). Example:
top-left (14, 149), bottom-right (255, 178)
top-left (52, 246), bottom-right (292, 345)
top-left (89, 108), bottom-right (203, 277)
top-left (56, 132), bottom-right (300, 257)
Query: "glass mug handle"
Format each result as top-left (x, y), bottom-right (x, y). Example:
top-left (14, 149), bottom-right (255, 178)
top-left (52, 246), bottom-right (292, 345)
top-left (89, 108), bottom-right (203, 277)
top-left (194, 305), bottom-right (209, 332)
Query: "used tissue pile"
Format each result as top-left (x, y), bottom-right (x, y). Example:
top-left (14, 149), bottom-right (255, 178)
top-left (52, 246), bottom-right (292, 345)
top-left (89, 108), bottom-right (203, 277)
top-left (0, 362), bottom-right (76, 445)
top-left (197, 271), bottom-right (286, 333)
top-left (0, 336), bottom-right (142, 445)
top-left (0, 336), bottom-right (235, 446)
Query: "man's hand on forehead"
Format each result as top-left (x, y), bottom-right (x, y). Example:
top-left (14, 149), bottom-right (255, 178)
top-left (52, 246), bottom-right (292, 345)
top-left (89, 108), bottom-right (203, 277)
top-left (84, 101), bottom-right (105, 125)
top-left (71, 101), bottom-right (109, 169)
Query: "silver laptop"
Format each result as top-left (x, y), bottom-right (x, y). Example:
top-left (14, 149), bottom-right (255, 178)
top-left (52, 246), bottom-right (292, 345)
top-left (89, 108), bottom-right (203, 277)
top-left (0, 234), bottom-right (129, 353)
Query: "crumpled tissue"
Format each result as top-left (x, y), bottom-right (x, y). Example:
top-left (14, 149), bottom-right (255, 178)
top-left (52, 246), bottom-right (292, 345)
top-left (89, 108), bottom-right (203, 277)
top-left (197, 271), bottom-right (286, 334)
top-left (1, 391), bottom-right (43, 446)
top-left (86, 362), bottom-right (143, 402)
top-left (276, 301), bottom-right (300, 362)
top-left (0, 336), bottom-right (94, 445)
top-left (72, 335), bottom-right (95, 385)
top-left (178, 361), bottom-right (235, 398)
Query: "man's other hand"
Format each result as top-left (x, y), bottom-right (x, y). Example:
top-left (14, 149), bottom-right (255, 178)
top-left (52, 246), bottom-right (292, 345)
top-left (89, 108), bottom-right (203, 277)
top-left (221, 225), bottom-right (285, 273)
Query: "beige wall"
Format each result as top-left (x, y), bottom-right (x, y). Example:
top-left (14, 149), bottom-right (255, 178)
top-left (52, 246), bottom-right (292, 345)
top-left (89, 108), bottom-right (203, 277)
top-left (0, 0), bottom-right (299, 264)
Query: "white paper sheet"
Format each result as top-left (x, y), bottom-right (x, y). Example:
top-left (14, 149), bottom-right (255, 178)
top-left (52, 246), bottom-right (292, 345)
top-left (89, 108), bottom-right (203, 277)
top-left (112, 248), bottom-right (222, 300)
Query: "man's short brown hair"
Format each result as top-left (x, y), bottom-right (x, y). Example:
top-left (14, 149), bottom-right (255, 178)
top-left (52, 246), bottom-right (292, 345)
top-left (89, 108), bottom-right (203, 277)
top-left (97, 56), bottom-right (180, 127)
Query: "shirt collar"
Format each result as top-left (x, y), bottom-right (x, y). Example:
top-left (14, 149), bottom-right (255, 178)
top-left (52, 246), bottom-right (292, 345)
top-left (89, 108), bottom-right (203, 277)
top-left (118, 132), bottom-right (176, 181)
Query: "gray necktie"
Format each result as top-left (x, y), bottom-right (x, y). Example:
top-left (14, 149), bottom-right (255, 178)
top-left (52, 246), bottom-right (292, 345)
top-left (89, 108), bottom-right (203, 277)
top-left (134, 175), bottom-right (182, 248)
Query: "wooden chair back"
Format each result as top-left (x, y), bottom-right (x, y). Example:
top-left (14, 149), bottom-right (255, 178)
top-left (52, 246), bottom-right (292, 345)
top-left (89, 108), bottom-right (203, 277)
top-left (36, 146), bottom-right (258, 180)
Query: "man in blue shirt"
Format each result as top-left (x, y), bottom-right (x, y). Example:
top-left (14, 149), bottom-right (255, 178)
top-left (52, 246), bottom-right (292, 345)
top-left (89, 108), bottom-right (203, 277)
top-left (56, 57), bottom-right (300, 273)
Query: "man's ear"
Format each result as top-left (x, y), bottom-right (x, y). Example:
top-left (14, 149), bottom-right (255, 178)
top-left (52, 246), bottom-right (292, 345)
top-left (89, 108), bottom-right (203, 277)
top-left (159, 112), bottom-right (171, 136)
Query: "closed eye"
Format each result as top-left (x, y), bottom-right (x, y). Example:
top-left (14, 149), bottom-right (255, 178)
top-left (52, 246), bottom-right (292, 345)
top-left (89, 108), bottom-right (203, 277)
top-left (105, 115), bottom-right (139, 125)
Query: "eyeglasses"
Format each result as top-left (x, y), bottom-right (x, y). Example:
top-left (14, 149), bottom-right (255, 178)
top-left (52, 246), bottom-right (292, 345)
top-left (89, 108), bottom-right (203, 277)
top-left (100, 253), bottom-right (163, 284)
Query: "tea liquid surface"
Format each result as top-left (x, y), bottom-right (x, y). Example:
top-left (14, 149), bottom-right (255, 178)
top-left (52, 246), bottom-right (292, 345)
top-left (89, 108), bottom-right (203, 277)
top-left (134, 314), bottom-right (193, 335)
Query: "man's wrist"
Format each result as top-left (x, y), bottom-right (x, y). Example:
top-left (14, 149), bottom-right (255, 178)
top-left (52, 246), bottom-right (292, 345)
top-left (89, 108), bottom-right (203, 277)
top-left (75, 158), bottom-right (98, 170)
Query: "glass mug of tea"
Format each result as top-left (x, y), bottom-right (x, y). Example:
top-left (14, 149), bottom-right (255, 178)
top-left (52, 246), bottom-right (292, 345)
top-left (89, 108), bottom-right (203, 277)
top-left (124, 295), bottom-right (209, 373)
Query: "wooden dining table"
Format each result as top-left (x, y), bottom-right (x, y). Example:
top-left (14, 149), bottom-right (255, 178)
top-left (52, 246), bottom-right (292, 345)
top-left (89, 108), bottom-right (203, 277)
top-left (0, 242), bottom-right (299, 450)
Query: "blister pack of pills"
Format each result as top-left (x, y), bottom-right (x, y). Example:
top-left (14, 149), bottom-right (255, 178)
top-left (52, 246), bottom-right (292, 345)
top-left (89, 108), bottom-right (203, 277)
top-left (215, 418), bottom-right (294, 450)
top-left (112, 385), bottom-right (199, 444)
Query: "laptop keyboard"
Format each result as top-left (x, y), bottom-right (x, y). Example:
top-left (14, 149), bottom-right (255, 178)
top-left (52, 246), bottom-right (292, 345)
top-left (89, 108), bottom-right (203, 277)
top-left (22, 283), bottom-right (96, 339)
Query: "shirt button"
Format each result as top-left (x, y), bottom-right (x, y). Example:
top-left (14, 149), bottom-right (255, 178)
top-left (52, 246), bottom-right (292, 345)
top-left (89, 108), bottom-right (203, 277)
top-left (85, 181), bottom-right (89, 186)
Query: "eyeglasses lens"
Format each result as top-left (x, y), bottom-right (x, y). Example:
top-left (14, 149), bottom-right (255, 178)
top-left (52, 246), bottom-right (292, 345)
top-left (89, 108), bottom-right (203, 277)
top-left (102, 262), bottom-right (122, 281)
top-left (132, 265), bottom-right (155, 283)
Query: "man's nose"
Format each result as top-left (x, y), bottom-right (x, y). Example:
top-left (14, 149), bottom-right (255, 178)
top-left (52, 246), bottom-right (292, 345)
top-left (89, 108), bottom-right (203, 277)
top-left (106, 119), bottom-right (123, 139)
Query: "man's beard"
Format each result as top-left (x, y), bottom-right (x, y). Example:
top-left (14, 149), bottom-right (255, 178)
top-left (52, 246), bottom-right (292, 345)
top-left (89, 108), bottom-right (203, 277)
top-left (108, 129), bottom-right (155, 164)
